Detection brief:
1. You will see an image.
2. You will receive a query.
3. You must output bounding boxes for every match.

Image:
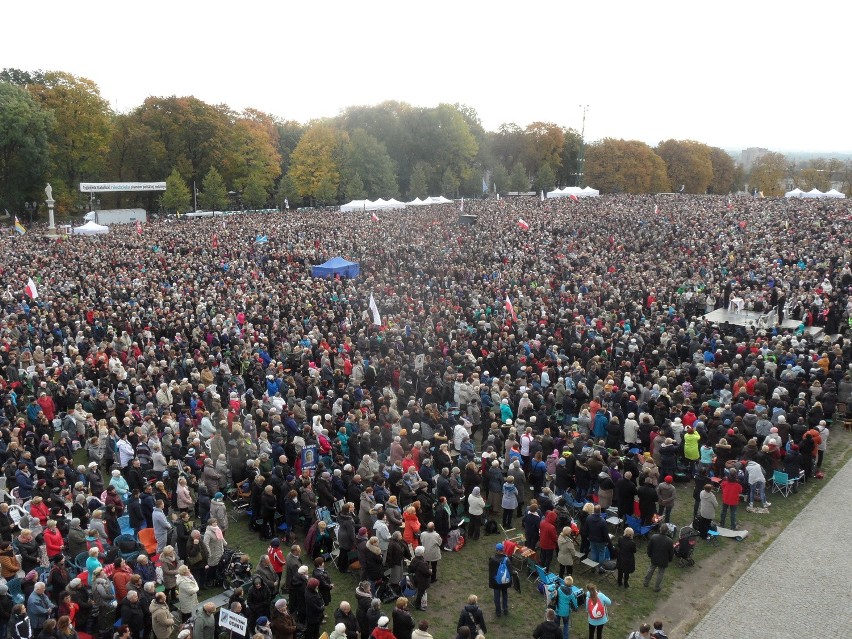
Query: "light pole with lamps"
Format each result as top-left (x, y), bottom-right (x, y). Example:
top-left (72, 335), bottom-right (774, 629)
top-left (576, 105), bottom-right (589, 188)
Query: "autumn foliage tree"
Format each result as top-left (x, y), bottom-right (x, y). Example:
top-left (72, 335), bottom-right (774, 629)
top-left (749, 152), bottom-right (787, 196)
top-left (585, 139), bottom-right (670, 193)
top-left (288, 123), bottom-right (348, 205)
top-left (655, 139), bottom-right (714, 194)
top-left (708, 147), bottom-right (737, 194)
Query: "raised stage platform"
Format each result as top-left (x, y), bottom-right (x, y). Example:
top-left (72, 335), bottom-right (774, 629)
top-left (702, 308), bottom-right (825, 337)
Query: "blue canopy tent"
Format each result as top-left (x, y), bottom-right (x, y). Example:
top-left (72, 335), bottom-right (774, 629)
top-left (311, 256), bottom-right (360, 278)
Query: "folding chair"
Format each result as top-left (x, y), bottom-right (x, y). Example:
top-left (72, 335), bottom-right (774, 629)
top-left (118, 515), bottom-right (134, 538)
top-left (771, 470), bottom-right (799, 497)
top-left (138, 528), bottom-right (158, 556)
top-left (533, 563), bottom-right (561, 588)
top-left (625, 515), bottom-right (656, 541)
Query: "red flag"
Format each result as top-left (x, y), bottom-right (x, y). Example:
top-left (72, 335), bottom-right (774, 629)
top-left (569, 194), bottom-right (578, 202)
top-left (505, 294), bottom-right (517, 321)
top-left (517, 219), bottom-right (529, 231)
top-left (24, 278), bottom-right (38, 300)
top-left (212, 233), bottom-right (219, 249)
top-left (136, 220), bottom-right (143, 235)
top-left (654, 204), bottom-right (660, 215)
top-left (371, 213), bottom-right (379, 222)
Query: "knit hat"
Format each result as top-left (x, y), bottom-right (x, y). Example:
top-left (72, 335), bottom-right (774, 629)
top-left (727, 428), bottom-right (735, 436)
top-left (378, 617), bottom-right (390, 628)
top-left (664, 475), bottom-right (673, 483)
top-left (495, 543), bottom-right (504, 552)
top-left (256, 617), bottom-right (269, 626)
top-left (214, 492), bottom-right (223, 500)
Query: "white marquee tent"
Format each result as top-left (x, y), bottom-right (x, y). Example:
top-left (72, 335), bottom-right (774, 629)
top-left (73, 221), bottom-right (109, 235)
top-left (405, 196), bottom-right (453, 205)
top-left (786, 187), bottom-right (845, 199)
top-left (340, 199), bottom-right (406, 212)
top-left (546, 186), bottom-right (599, 198)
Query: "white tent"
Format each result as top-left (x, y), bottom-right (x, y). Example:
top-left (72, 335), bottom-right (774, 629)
top-left (824, 188), bottom-right (846, 199)
top-left (802, 188), bottom-right (825, 198)
top-left (340, 200), bottom-right (370, 212)
top-left (406, 197), bottom-right (426, 206)
top-left (784, 188), bottom-right (804, 198)
top-left (73, 220), bottom-right (109, 235)
top-left (424, 196), bottom-right (452, 204)
top-left (341, 198), bottom-right (407, 212)
top-left (547, 186), bottom-right (599, 198)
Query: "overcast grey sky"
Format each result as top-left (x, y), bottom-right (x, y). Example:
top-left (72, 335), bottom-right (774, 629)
top-left (5, 0), bottom-right (849, 153)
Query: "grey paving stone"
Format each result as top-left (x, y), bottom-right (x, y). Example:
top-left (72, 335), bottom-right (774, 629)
top-left (688, 457), bottom-right (852, 638)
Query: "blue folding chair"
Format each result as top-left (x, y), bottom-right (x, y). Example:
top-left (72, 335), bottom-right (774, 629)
top-left (625, 515), bottom-right (656, 540)
top-left (118, 515), bottom-right (134, 537)
top-left (533, 563), bottom-right (562, 589)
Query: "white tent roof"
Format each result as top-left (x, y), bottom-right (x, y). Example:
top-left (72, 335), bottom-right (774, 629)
top-left (802, 188), bottom-right (825, 198)
top-left (547, 186), bottom-right (599, 198)
top-left (424, 196), bottom-right (452, 204)
top-left (406, 197), bottom-right (426, 206)
top-left (73, 220), bottom-right (109, 235)
top-left (784, 188), bottom-right (804, 198)
top-left (340, 198), bottom-right (407, 212)
top-left (824, 188), bottom-right (846, 199)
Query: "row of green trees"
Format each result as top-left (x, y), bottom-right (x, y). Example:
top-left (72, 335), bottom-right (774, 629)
top-left (1, 68), bottom-right (848, 214)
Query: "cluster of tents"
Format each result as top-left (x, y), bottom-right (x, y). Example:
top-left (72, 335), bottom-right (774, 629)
top-left (546, 186), bottom-right (600, 198)
top-left (784, 187), bottom-right (846, 199)
top-left (339, 196), bottom-right (452, 212)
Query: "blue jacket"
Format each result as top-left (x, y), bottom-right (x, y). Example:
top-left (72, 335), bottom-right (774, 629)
top-left (15, 470), bottom-right (33, 499)
top-left (586, 592), bottom-right (612, 626)
top-left (547, 583), bottom-right (578, 617)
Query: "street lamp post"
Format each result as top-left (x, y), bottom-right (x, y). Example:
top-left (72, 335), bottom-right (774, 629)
top-left (576, 105), bottom-right (589, 188)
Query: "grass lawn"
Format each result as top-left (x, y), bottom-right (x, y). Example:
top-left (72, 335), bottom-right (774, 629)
top-left (78, 427), bottom-right (851, 639)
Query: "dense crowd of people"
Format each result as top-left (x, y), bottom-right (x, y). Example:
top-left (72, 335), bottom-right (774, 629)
top-left (0, 193), bottom-right (849, 639)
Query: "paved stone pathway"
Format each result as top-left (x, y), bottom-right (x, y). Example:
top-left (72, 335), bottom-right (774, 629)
top-left (687, 456), bottom-right (852, 638)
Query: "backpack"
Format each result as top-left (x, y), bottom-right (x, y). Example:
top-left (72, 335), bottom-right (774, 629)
top-left (484, 519), bottom-right (499, 535)
top-left (587, 597), bottom-right (606, 620)
top-left (495, 557), bottom-right (511, 585)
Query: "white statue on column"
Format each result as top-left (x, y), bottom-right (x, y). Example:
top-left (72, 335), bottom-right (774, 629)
top-left (45, 183), bottom-right (53, 201)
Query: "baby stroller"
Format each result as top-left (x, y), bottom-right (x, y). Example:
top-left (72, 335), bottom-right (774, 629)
top-left (223, 550), bottom-right (253, 591)
top-left (212, 546), bottom-right (243, 588)
top-left (674, 526), bottom-right (699, 566)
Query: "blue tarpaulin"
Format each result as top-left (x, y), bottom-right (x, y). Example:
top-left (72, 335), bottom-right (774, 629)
top-left (311, 256), bottom-right (360, 278)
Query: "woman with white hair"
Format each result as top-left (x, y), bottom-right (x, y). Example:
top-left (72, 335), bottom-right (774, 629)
top-left (109, 470), bottom-right (129, 500)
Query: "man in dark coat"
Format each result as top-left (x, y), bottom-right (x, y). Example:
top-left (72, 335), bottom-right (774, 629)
top-left (615, 472), bottom-right (638, 521)
top-left (487, 543), bottom-right (511, 617)
top-left (303, 578), bottom-right (326, 639)
top-left (643, 524), bottom-right (675, 592)
top-left (408, 546), bottom-right (432, 611)
top-left (119, 591), bottom-right (146, 639)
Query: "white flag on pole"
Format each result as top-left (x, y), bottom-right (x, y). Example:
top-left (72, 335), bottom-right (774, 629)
top-left (369, 293), bottom-right (382, 326)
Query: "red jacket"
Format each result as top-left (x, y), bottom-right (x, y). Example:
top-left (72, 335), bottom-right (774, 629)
top-left (539, 511), bottom-right (558, 550)
top-left (268, 547), bottom-right (285, 574)
top-left (721, 479), bottom-right (742, 506)
top-left (44, 527), bottom-right (64, 558)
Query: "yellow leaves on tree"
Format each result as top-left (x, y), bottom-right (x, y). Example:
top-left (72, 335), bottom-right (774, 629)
top-left (288, 123), bottom-right (348, 204)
